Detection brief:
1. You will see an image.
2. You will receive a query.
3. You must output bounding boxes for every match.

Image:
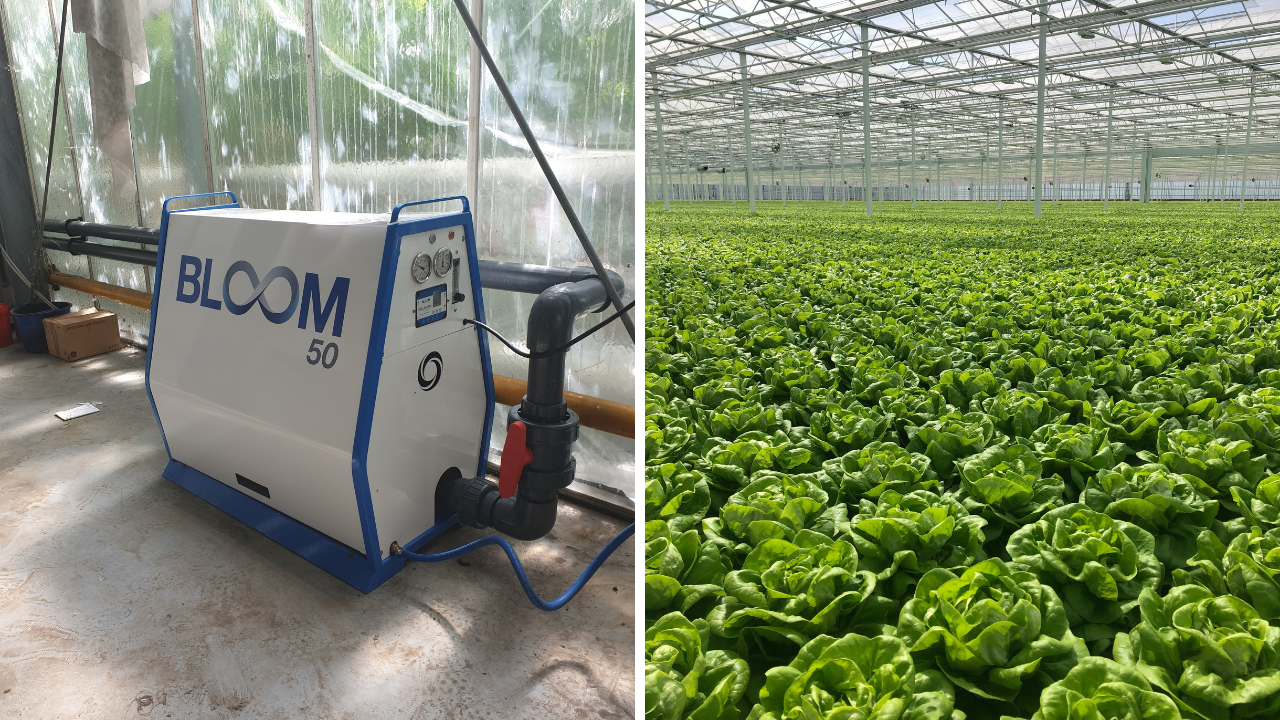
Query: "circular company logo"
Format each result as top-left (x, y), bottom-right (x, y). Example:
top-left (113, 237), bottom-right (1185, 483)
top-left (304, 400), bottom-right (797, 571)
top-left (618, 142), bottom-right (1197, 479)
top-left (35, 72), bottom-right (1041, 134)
top-left (418, 351), bottom-right (443, 391)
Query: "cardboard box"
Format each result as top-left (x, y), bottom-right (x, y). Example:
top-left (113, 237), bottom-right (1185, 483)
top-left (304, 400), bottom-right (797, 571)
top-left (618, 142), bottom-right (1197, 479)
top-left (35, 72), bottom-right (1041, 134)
top-left (43, 309), bottom-right (122, 361)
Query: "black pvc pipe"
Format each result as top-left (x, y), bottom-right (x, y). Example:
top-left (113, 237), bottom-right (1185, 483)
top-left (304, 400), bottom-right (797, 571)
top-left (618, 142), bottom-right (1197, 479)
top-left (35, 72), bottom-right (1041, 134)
top-left (41, 225), bottom-right (626, 300)
top-left (446, 277), bottom-right (609, 542)
top-left (42, 236), bottom-right (157, 267)
top-left (43, 219), bottom-right (160, 245)
top-left (522, 279), bottom-right (610, 423)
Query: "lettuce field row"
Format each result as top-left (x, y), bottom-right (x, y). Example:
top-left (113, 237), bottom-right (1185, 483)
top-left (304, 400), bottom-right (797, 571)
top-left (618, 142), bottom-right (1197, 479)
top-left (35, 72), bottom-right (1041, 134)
top-left (644, 203), bottom-right (1280, 720)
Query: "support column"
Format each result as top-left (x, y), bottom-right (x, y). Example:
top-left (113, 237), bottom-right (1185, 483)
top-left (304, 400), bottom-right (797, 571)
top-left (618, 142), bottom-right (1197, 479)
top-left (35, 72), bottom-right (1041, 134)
top-left (1242, 75), bottom-right (1256, 209)
top-left (1222, 129), bottom-right (1231, 203)
top-left (1034, 5), bottom-right (1047, 217)
top-left (1104, 90), bottom-right (1113, 209)
top-left (910, 118), bottom-right (917, 207)
top-left (1052, 134), bottom-right (1059, 202)
top-left (781, 129), bottom-right (788, 206)
top-left (862, 24), bottom-right (872, 217)
top-left (1129, 131), bottom-right (1136, 203)
top-left (680, 132), bottom-right (692, 205)
top-left (466, 0), bottom-right (484, 209)
top-left (1082, 150), bottom-right (1088, 201)
top-left (739, 52), bottom-right (756, 213)
top-left (839, 116), bottom-right (846, 207)
top-left (1140, 148), bottom-right (1152, 203)
top-left (997, 100), bottom-right (1004, 208)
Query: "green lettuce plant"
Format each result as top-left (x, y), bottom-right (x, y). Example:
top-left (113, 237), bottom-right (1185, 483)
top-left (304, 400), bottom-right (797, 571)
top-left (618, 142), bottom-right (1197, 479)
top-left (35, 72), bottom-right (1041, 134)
top-left (646, 612), bottom-right (751, 720)
top-left (702, 472), bottom-right (846, 562)
top-left (647, 462), bottom-right (713, 533)
top-left (844, 489), bottom-right (986, 601)
top-left (1137, 428), bottom-right (1269, 514)
top-left (710, 536), bottom-right (893, 664)
top-left (1175, 528), bottom-right (1280, 621)
top-left (1233, 474), bottom-right (1280, 530)
top-left (1080, 462), bottom-right (1219, 569)
top-left (1027, 656), bottom-right (1183, 720)
top-left (1007, 504), bottom-right (1163, 643)
top-left (822, 441), bottom-right (941, 503)
top-left (1020, 423), bottom-right (1127, 498)
top-left (979, 390), bottom-right (1070, 439)
top-left (1113, 585), bottom-right (1280, 720)
top-left (955, 444), bottom-right (1065, 551)
top-left (745, 632), bottom-right (963, 720)
top-left (895, 558), bottom-right (1087, 710)
top-left (646, 520), bottom-right (730, 620)
top-left (904, 411), bottom-right (1000, 482)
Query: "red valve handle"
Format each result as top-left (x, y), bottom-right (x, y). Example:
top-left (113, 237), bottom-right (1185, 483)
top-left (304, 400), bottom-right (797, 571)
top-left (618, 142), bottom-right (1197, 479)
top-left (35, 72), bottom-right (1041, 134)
top-left (498, 421), bottom-right (535, 499)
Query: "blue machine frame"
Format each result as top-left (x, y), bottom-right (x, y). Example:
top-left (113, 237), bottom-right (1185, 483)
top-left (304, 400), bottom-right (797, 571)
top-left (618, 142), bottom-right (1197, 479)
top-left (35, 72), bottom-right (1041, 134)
top-left (144, 193), bottom-right (496, 592)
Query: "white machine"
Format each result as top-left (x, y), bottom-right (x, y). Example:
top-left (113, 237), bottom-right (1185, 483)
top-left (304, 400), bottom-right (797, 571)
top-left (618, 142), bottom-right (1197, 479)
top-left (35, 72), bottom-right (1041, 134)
top-left (146, 193), bottom-right (494, 591)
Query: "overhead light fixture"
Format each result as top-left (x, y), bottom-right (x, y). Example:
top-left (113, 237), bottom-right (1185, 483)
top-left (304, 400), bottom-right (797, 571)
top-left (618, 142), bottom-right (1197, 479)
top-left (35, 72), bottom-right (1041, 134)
top-left (1159, 56), bottom-right (1175, 65)
top-left (1079, 30), bottom-right (1096, 39)
top-left (1218, 76), bottom-right (1230, 84)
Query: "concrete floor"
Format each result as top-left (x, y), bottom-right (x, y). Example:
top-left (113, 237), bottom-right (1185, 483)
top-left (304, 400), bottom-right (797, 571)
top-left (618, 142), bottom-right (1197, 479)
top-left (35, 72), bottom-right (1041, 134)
top-left (0, 343), bottom-right (635, 719)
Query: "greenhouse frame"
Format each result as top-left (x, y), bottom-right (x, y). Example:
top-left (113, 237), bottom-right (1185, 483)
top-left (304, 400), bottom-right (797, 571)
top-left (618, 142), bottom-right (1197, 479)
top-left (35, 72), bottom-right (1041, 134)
top-left (646, 0), bottom-right (1280, 212)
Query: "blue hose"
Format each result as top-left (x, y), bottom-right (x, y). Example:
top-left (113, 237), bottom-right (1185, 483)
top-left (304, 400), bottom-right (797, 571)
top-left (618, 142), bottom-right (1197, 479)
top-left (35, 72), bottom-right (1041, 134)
top-left (397, 522), bottom-right (635, 611)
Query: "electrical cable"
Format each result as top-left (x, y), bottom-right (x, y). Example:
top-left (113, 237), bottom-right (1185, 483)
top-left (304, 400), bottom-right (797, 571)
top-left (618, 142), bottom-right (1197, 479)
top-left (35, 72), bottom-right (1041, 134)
top-left (396, 521), bottom-right (634, 612)
top-left (464, 300), bottom-right (635, 360)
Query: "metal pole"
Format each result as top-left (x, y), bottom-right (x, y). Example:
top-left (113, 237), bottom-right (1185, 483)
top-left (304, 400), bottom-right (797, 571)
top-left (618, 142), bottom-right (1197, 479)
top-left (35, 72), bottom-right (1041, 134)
top-left (652, 76), bottom-right (671, 211)
top-left (839, 118), bottom-right (846, 207)
top-left (910, 119), bottom-right (916, 207)
top-left (681, 133), bottom-right (692, 205)
top-left (1104, 90), bottom-right (1113, 209)
top-left (1242, 76), bottom-right (1256, 209)
top-left (303, 0), bottom-right (322, 210)
top-left (1082, 150), bottom-right (1088, 201)
top-left (997, 100), bottom-right (1004, 208)
top-left (862, 25), bottom-right (872, 216)
top-left (739, 52), bottom-right (755, 214)
top-left (465, 0), bottom-right (484, 209)
top-left (1052, 133), bottom-right (1059, 202)
top-left (781, 129), bottom-right (788, 206)
top-left (1220, 127), bottom-right (1230, 203)
top-left (728, 134), bottom-right (735, 205)
top-left (1130, 130), bottom-right (1136, 203)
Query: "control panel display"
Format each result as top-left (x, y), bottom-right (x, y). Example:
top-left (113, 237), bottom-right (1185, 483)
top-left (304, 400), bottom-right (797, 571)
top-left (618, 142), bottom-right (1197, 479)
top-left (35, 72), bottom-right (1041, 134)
top-left (415, 284), bottom-right (449, 327)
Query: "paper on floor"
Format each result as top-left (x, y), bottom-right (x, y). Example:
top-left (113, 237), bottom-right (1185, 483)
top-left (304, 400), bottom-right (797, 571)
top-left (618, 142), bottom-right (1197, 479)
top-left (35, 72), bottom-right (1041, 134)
top-left (55, 403), bottom-right (99, 421)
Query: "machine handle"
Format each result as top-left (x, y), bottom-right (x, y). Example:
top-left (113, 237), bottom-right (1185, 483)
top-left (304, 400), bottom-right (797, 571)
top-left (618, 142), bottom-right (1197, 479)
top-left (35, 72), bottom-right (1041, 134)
top-left (161, 192), bottom-right (240, 213)
top-left (390, 195), bottom-right (470, 222)
top-left (498, 421), bottom-right (535, 499)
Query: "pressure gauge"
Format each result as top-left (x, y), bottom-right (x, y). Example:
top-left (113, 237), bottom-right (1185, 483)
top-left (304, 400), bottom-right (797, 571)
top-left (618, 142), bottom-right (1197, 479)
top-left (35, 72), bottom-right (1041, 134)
top-left (411, 252), bottom-right (433, 283)
top-left (434, 248), bottom-right (453, 278)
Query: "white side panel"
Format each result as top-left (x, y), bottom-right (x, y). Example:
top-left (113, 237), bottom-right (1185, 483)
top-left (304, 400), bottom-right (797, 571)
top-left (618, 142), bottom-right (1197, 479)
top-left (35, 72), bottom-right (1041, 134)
top-left (366, 225), bottom-right (487, 557)
top-left (149, 209), bottom-right (387, 553)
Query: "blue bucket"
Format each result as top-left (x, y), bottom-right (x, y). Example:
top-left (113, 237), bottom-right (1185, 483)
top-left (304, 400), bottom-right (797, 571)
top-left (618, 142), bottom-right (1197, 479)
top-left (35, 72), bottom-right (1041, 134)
top-left (11, 301), bottom-right (71, 353)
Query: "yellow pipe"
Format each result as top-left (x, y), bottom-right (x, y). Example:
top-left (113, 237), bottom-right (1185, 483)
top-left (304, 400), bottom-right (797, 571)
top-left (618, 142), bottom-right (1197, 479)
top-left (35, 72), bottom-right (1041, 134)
top-left (493, 374), bottom-right (635, 439)
top-left (49, 272), bottom-right (153, 310)
top-left (46, 272), bottom-right (637, 438)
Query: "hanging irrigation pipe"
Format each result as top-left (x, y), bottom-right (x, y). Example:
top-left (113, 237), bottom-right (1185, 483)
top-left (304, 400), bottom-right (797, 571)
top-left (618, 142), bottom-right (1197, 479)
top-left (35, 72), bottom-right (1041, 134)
top-left (447, 0), bottom-right (634, 342)
top-left (393, 520), bottom-right (635, 611)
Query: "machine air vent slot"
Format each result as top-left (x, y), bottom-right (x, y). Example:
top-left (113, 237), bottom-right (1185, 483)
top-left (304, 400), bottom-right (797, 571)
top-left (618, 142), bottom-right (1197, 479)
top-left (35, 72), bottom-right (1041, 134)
top-left (235, 473), bottom-right (271, 499)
